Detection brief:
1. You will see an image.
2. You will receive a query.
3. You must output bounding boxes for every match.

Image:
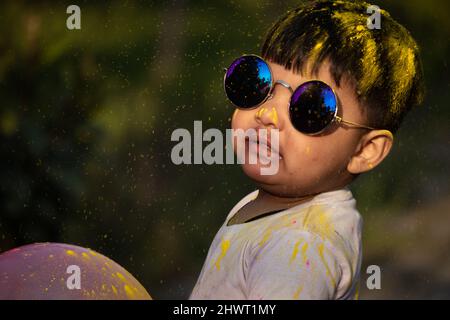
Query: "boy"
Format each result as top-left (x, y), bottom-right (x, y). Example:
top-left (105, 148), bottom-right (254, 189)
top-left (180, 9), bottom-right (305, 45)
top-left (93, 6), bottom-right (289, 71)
top-left (190, 0), bottom-right (424, 299)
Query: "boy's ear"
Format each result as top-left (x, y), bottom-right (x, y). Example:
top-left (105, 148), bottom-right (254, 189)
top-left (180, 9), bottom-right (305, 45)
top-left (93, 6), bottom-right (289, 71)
top-left (347, 130), bottom-right (394, 174)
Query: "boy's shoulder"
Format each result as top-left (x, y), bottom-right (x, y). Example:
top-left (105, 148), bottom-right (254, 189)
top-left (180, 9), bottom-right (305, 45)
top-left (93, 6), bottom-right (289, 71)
top-left (226, 187), bottom-right (362, 251)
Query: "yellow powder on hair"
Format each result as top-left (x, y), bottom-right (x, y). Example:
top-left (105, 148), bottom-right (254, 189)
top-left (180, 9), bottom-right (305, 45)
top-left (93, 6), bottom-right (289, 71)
top-left (333, 11), bottom-right (381, 94)
top-left (305, 35), bottom-right (328, 75)
top-left (388, 43), bottom-right (416, 115)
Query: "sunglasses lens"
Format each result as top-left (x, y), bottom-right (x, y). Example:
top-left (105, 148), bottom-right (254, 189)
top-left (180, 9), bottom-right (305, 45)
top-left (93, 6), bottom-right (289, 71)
top-left (224, 55), bottom-right (272, 108)
top-left (289, 81), bottom-right (337, 134)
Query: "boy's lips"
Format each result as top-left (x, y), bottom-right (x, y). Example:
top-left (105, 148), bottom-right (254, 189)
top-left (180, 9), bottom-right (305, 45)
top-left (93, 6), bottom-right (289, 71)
top-left (246, 136), bottom-right (283, 160)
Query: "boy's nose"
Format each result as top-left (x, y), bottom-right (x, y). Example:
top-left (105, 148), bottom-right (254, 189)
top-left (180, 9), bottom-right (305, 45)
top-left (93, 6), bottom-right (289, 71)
top-left (255, 105), bottom-right (279, 129)
top-left (255, 81), bottom-right (292, 129)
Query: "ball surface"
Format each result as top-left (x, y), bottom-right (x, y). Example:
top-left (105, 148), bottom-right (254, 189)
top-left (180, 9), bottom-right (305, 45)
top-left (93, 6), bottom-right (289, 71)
top-left (0, 242), bottom-right (152, 300)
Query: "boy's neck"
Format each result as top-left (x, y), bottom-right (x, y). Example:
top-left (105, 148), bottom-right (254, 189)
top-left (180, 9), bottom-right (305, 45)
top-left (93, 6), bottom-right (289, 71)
top-left (227, 188), bottom-right (318, 226)
top-left (256, 188), bottom-right (317, 207)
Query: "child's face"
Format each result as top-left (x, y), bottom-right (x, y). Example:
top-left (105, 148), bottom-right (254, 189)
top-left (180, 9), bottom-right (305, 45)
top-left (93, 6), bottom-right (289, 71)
top-left (231, 59), bottom-right (367, 197)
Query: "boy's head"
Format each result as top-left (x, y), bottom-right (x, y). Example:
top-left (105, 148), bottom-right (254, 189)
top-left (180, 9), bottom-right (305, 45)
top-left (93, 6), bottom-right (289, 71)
top-left (231, 0), bottom-right (424, 197)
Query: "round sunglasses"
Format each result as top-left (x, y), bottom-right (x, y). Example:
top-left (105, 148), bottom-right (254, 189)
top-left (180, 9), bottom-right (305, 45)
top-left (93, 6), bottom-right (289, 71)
top-left (223, 54), bottom-right (375, 135)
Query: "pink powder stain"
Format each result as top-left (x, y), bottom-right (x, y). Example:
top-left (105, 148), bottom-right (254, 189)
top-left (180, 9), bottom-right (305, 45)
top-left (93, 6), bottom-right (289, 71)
top-left (292, 220), bottom-right (297, 224)
top-left (3, 248), bottom-right (21, 256)
top-left (306, 260), bottom-right (310, 268)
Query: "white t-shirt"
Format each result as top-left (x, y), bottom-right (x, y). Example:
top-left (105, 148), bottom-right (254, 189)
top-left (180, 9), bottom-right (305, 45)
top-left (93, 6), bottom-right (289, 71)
top-left (189, 187), bottom-right (363, 300)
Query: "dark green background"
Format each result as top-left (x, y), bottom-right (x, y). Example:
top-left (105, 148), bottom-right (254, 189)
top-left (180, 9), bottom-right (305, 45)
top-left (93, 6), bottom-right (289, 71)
top-left (0, 0), bottom-right (449, 299)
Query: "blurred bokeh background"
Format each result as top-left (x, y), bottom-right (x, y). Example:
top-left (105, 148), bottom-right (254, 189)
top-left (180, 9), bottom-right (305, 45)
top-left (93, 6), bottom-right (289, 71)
top-left (0, 0), bottom-right (449, 299)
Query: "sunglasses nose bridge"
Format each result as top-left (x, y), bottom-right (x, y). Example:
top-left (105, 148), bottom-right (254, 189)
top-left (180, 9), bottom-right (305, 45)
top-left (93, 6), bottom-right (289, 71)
top-left (273, 80), bottom-right (294, 94)
top-left (268, 80), bottom-right (294, 104)
top-left (265, 80), bottom-right (294, 109)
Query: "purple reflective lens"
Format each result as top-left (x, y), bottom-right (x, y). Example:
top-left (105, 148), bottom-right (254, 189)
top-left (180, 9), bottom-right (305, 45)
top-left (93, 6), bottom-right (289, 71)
top-left (289, 81), bottom-right (337, 134)
top-left (224, 55), bottom-right (272, 108)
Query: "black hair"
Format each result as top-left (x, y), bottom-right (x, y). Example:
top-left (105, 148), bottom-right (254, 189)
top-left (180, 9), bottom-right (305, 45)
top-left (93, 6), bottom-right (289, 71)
top-left (261, 0), bottom-right (425, 133)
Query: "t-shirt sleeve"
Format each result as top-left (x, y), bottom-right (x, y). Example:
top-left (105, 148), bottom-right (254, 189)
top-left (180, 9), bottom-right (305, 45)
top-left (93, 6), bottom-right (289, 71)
top-left (245, 229), bottom-right (342, 300)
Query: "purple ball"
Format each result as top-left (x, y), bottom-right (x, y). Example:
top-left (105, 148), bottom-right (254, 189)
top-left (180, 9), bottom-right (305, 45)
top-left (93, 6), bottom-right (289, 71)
top-left (0, 243), bottom-right (152, 300)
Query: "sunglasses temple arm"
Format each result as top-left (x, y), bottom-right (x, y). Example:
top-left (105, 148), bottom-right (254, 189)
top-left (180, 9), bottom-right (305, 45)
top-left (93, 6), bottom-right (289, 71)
top-left (334, 116), bottom-right (376, 130)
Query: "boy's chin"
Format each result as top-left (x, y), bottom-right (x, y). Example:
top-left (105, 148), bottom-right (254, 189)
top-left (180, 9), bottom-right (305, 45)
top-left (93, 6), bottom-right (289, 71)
top-left (241, 163), bottom-right (282, 185)
top-left (241, 163), bottom-right (310, 198)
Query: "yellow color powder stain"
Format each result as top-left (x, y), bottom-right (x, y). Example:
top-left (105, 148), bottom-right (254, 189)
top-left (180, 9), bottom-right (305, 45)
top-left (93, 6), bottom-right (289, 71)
top-left (355, 282), bottom-right (360, 300)
top-left (305, 146), bottom-right (311, 156)
top-left (301, 205), bottom-right (334, 240)
top-left (256, 107), bottom-right (266, 118)
top-left (82, 252), bottom-right (90, 260)
top-left (259, 230), bottom-right (273, 247)
top-left (111, 285), bottom-right (118, 295)
top-left (313, 41), bottom-right (324, 50)
top-left (124, 285), bottom-right (134, 298)
top-left (270, 107), bottom-right (278, 126)
top-left (289, 239), bottom-right (302, 264)
top-left (293, 285), bottom-right (303, 299)
top-left (317, 243), bottom-right (336, 288)
top-left (116, 272), bottom-right (126, 282)
top-left (388, 44), bottom-right (417, 115)
top-left (306, 37), bottom-right (328, 73)
top-left (332, 11), bottom-right (381, 94)
top-left (301, 242), bottom-right (309, 265)
top-left (66, 250), bottom-right (76, 256)
top-left (214, 239), bottom-right (231, 270)
top-left (257, 214), bottom-right (300, 250)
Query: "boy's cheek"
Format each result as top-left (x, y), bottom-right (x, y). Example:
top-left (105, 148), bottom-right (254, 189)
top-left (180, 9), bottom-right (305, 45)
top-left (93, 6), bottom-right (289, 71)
top-left (283, 146), bottom-right (321, 176)
top-left (231, 109), bottom-right (258, 131)
top-left (230, 109), bottom-right (239, 127)
top-left (230, 109), bottom-right (247, 131)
